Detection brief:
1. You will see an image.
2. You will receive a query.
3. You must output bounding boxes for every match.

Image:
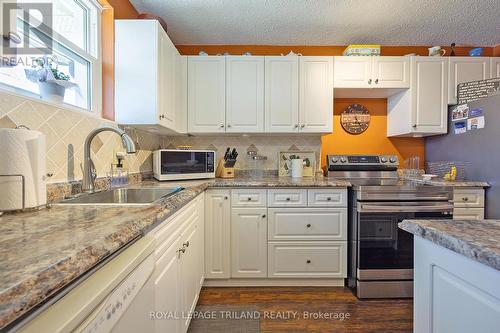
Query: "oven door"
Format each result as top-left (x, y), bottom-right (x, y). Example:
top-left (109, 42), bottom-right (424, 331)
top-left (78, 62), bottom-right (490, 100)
top-left (356, 201), bottom-right (453, 272)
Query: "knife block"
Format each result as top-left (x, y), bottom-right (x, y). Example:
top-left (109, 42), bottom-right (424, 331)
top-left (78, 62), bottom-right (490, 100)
top-left (216, 159), bottom-right (235, 178)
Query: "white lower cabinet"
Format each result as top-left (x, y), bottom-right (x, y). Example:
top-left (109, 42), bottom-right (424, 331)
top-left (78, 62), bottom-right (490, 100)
top-left (231, 208), bottom-right (268, 277)
top-left (204, 190), bottom-right (231, 278)
top-left (268, 208), bottom-right (347, 241)
top-left (268, 241), bottom-right (347, 278)
top-left (150, 195), bottom-right (204, 333)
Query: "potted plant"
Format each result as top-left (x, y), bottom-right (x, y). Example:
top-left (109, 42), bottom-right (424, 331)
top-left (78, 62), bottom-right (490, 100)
top-left (25, 57), bottom-right (78, 103)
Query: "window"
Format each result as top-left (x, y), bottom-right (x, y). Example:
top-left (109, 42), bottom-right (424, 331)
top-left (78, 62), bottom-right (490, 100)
top-left (0, 0), bottom-right (101, 113)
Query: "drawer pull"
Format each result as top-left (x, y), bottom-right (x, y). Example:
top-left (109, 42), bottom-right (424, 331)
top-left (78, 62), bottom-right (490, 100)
top-left (462, 197), bottom-right (469, 202)
top-left (224, 196), bottom-right (228, 200)
top-left (286, 197), bottom-right (291, 201)
top-left (247, 197), bottom-right (252, 201)
top-left (306, 224), bottom-right (311, 228)
top-left (306, 260), bottom-right (311, 264)
top-left (262, 214), bottom-right (266, 218)
top-left (183, 241), bottom-right (190, 248)
top-left (326, 197), bottom-right (332, 201)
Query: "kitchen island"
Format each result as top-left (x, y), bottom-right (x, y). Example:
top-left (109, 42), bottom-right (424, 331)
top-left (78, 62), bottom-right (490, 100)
top-left (399, 219), bottom-right (500, 333)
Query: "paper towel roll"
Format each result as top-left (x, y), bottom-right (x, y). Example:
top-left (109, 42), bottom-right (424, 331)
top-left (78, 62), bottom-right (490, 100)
top-left (0, 128), bottom-right (46, 211)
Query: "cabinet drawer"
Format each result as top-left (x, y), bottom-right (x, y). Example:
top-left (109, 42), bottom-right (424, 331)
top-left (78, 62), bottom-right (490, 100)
top-left (307, 189), bottom-right (347, 207)
top-left (453, 189), bottom-right (484, 208)
top-left (268, 189), bottom-right (307, 207)
top-left (268, 208), bottom-right (347, 241)
top-left (268, 241), bottom-right (347, 278)
top-left (231, 189), bottom-right (267, 207)
top-left (454, 208), bottom-right (485, 220)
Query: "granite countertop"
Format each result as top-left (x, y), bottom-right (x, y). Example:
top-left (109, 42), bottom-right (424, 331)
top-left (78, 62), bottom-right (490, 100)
top-left (402, 177), bottom-right (490, 187)
top-left (207, 175), bottom-right (351, 188)
top-left (0, 183), bottom-right (207, 330)
top-left (399, 219), bottom-right (500, 271)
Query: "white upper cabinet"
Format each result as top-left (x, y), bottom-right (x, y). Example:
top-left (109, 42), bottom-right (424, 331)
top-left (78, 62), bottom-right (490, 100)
top-left (188, 56), bottom-right (226, 133)
top-left (299, 57), bottom-right (334, 133)
top-left (334, 56), bottom-right (409, 89)
top-left (491, 58), bottom-right (500, 78)
top-left (115, 20), bottom-right (184, 134)
top-left (372, 57), bottom-right (410, 88)
top-left (226, 56), bottom-right (265, 133)
top-left (448, 57), bottom-right (490, 105)
top-left (265, 56), bottom-right (299, 132)
top-left (334, 57), bottom-right (372, 88)
top-left (387, 57), bottom-right (448, 136)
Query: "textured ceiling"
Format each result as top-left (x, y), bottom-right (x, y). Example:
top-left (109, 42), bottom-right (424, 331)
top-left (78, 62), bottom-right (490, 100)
top-left (129, 0), bottom-right (500, 46)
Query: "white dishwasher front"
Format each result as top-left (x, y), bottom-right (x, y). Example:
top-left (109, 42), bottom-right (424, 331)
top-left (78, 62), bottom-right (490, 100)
top-left (18, 236), bottom-right (156, 333)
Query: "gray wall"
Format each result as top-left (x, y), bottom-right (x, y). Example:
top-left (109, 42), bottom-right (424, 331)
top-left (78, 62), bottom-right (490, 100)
top-left (425, 95), bottom-right (499, 218)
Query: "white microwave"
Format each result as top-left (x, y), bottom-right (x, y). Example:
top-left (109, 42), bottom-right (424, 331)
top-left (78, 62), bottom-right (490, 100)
top-left (153, 149), bottom-right (216, 181)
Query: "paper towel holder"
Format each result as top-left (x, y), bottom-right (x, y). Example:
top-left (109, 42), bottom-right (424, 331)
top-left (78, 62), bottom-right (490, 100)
top-left (0, 174), bottom-right (26, 210)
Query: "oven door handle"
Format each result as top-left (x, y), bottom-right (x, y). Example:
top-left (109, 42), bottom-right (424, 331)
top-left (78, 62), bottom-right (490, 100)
top-left (358, 203), bottom-right (454, 213)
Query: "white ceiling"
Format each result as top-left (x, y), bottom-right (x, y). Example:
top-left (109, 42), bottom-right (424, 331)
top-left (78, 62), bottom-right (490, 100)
top-left (130, 0), bottom-right (500, 46)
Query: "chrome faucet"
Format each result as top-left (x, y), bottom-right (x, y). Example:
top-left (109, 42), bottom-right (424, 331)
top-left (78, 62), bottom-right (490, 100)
top-left (83, 126), bottom-right (136, 192)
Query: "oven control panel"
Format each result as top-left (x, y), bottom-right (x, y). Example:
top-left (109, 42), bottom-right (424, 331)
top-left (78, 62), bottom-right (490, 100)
top-left (327, 154), bottom-right (398, 171)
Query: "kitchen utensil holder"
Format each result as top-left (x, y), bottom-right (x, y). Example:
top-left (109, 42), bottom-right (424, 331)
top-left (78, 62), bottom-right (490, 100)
top-left (0, 174), bottom-right (26, 210)
top-left (216, 160), bottom-right (235, 178)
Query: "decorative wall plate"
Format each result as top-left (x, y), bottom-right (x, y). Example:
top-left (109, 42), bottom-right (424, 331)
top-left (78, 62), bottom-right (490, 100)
top-left (341, 104), bottom-right (371, 135)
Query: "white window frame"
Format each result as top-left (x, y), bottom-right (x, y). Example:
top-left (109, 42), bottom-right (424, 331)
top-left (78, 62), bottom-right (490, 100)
top-left (0, 0), bottom-right (103, 116)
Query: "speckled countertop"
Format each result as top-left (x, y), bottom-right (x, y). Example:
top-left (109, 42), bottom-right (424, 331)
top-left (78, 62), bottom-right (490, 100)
top-left (399, 219), bottom-right (500, 271)
top-left (0, 183), bottom-right (207, 330)
top-left (207, 176), bottom-right (351, 188)
top-left (402, 177), bottom-right (490, 187)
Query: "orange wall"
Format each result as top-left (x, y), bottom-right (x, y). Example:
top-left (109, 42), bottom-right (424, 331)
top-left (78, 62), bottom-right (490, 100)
top-left (324, 99), bottom-right (425, 170)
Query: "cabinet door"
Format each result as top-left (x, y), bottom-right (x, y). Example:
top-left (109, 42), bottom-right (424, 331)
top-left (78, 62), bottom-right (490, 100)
top-left (231, 207), bottom-right (268, 277)
top-left (174, 55), bottom-right (188, 133)
top-left (411, 57), bottom-right (448, 134)
top-left (299, 56), bottom-right (333, 133)
top-left (157, 30), bottom-right (176, 128)
top-left (333, 56), bottom-right (372, 88)
top-left (265, 56), bottom-right (299, 132)
top-left (154, 237), bottom-right (181, 333)
top-left (180, 220), bottom-right (199, 332)
top-left (226, 56), bottom-right (264, 132)
top-left (188, 56), bottom-right (226, 133)
top-left (372, 57), bottom-right (410, 88)
top-left (204, 190), bottom-right (231, 278)
top-left (448, 57), bottom-right (490, 104)
top-left (491, 58), bottom-right (500, 78)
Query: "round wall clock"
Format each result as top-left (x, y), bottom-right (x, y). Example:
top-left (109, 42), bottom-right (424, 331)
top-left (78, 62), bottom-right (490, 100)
top-left (341, 104), bottom-right (371, 135)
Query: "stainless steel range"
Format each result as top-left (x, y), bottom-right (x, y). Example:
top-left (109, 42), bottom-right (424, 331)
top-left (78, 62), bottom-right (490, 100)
top-left (327, 154), bottom-right (453, 299)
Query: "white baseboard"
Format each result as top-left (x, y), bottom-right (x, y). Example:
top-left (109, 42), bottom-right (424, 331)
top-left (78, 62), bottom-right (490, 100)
top-left (203, 278), bottom-right (346, 287)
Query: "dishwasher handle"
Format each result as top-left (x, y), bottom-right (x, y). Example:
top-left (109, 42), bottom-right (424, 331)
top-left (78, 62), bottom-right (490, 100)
top-left (358, 202), bottom-right (454, 213)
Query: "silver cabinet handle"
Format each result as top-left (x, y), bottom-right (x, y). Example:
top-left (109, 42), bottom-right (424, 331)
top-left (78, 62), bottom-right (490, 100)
top-left (294, 124), bottom-right (299, 128)
top-left (262, 214), bottom-right (266, 218)
top-left (300, 124), bottom-right (305, 128)
top-left (412, 124), bottom-right (417, 128)
top-left (286, 197), bottom-right (291, 201)
top-left (159, 114), bottom-right (165, 120)
top-left (179, 247), bottom-right (186, 254)
top-left (462, 197), bottom-right (469, 202)
top-left (227, 124), bottom-right (231, 128)
top-left (368, 79), bottom-right (372, 84)
top-left (306, 224), bottom-right (311, 228)
top-left (375, 79), bottom-right (379, 84)
top-left (220, 124), bottom-right (225, 128)
top-left (327, 197), bottom-right (332, 201)
top-left (183, 241), bottom-right (190, 248)
top-left (306, 260), bottom-right (311, 264)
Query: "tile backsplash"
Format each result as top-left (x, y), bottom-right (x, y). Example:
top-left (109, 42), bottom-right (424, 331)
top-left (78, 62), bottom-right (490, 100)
top-left (0, 90), bottom-right (161, 183)
top-left (162, 135), bottom-right (322, 172)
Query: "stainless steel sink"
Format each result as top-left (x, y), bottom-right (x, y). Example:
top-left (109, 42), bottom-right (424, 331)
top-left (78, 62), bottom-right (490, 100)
top-left (57, 187), bottom-right (184, 206)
